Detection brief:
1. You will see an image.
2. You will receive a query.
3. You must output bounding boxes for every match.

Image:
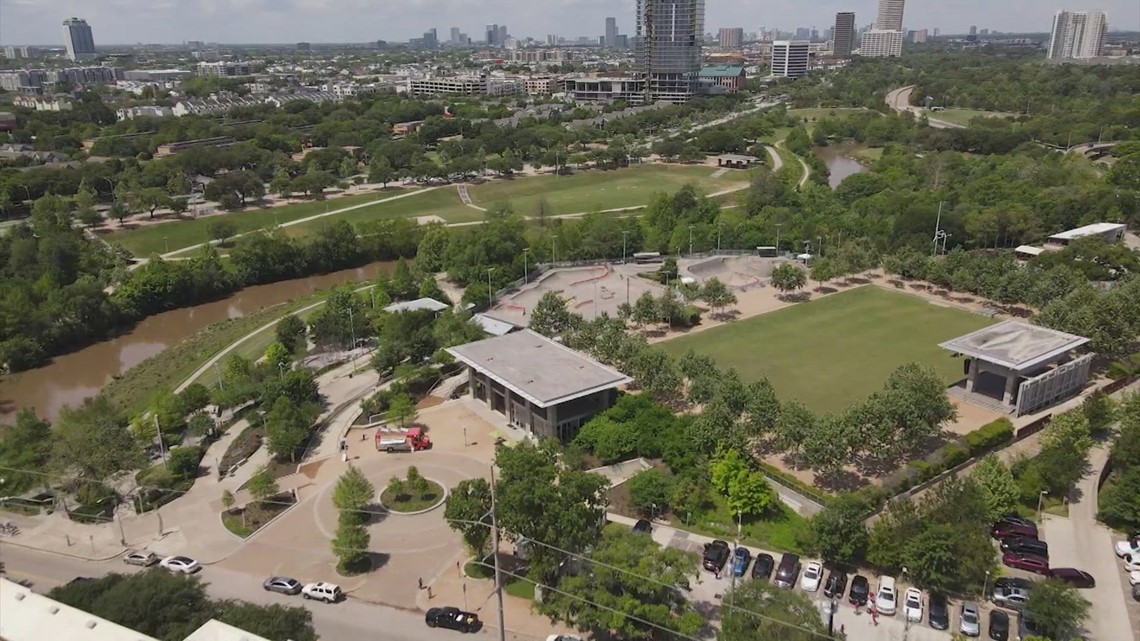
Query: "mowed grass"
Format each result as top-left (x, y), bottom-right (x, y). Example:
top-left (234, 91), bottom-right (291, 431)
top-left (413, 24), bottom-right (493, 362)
top-left (104, 188), bottom-right (419, 257)
top-left (468, 164), bottom-right (747, 215)
top-left (661, 286), bottom-right (994, 414)
top-left (788, 107), bottom-right (873, 131)
top-left (282, 187), bottom-right (476, 239)
top-left (923, 108), bottom-right (1016, 127)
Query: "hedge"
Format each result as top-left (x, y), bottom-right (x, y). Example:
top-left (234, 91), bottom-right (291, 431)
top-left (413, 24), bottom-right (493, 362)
top-left (758, 462), bottom-right (832, 507)
top-left (964, 418), bottom-right (1014, 456)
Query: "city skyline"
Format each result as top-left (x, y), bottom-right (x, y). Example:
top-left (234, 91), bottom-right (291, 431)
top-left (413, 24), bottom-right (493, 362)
top-left (1, 0), bottom-right (1138, 45)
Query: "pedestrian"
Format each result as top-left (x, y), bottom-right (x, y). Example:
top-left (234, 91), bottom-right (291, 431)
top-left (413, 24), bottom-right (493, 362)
top-left (418, 577), bottom-right (424, 590)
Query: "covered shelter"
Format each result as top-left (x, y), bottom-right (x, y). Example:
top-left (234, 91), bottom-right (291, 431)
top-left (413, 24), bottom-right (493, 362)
top-left (940, 321), bottom-right (1092, 416)
top-left (715, 154), bottom-right (759, 169)
top-left (446, 330), bottom-right (632, 441)
top-left (384, 297), bottom-right (449, 314)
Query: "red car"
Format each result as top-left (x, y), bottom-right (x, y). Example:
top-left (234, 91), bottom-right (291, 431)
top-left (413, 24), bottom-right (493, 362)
top-left (992, 523), bottom-right (1038, 540)
top-left (1049, 568), bottom-right (1095, 588)
top-left (1002, 552), bottom-right (1050, 575)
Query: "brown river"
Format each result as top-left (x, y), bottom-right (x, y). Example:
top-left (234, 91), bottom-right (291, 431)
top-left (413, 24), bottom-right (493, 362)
top-left (0, 261), bottom-right (396, 423)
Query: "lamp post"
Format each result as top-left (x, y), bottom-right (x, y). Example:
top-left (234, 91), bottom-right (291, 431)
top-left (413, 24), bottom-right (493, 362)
top-left (16, 184), bottom-right (31, 204)
top-left (522, 248), bottom-right (529, 284)
top-left (717, 222), bottom-right (723, 252)
top-left (902, 566), bottom-right (911, 639)
top-left (775, 223), bottom-right (783, 256)
top-left (486, 267), bottom-right (494, 309)
top-left (621, 230), bottom-right (629, 264)
top-left (551, 235), bottom-right (558, 264)
top-left (1036, 490), bottom-right (1048, 522)
top-left (688, 225), bottom-right (694, 256)
top-left (982, 570), bottom-right (991, 599)
top-left (101, 177), bottom-right (115, 202)
top-left (347, 306), bottom-right (357, 372)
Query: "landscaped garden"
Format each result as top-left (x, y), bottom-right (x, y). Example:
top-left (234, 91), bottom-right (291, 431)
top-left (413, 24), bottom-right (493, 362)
top-left (380, 466), bottom-right (444, 513)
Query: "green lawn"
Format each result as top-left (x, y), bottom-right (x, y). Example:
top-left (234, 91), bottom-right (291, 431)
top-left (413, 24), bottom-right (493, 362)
top-left (788, 107), bottom-right (873, 131)
top-left (923, 108), bottom-right (1016, 127)
top-left (283, 188), bottom-right (477, 239)
top-left (104, 188), bottom-right (420, 257)
top-left (468, 164), bottom-right (746, 216)
top-left (661, 286), bottom-right (994, 414)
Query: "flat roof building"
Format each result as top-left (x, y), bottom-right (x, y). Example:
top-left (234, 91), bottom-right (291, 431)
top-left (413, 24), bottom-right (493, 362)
top-left (941, 320), bottom-right (1092, 416)
top-left (446, 329), bottom-right (632, 441)
top-left (833, 12), bottom-right (856, 57)
top-left (1046, 222), bottom-right (1126, 246)
top-left (771, 41), bottom-right (810, 78)
top-left (860, 29), bottom-right (903, 57)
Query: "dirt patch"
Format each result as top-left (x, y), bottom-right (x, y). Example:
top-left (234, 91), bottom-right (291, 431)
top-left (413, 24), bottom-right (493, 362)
top-left (417, 396), bottom-right (444, 410)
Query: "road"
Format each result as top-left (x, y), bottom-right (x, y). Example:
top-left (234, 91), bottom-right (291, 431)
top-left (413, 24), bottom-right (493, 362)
top-left (0, 545), bottom-right (459, 641)
top-left (885, 86), bottom-right (963, 130)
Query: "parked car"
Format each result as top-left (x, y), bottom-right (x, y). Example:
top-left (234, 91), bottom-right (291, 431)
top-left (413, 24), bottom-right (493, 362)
top-left (799, 561), bottom-right (823, 592)
top-left (1123, 552), bottom-right (1140, 572)
top-left (425, 607), bottom-right (481, 633)
top-left (928, 593), bottom-right (950, 630)
top-left (1116, 538), bottom-right (1140, 558)
top-left (773, 553), bottom-right (801, 589)
top-left (959, 601), bottom-right (982, 637)
top-left (988, 609), bottom-right (1010, 641)
top-left (1130, 570), bottom-right (1140, 586)
top-left (875, 576), bottom-right (897, 616)
top-left (732, 547), bottom-right (752, 578)
top-left (1000, 536), bottom-right (1049, 558)
top-left (751, 553), bottom-right (775, 580)
top-left (1002, 551), bottom-right (1050, 575)
top-left (903, 587), bottom-right (923, 623)
top-left (993, 576), bottom-right (1034, 592)
top-left (822, 569), bottom-right (847, 598)
top-left (159, 556), bottom-right (201, 574)
top-left (263, 576), bottom-right (302, 595)
top-left (1048, 568), bottom-right (1095, 588)
top-left (546, 636), bottom-right (583, 641)
top-left (301, 582), bottom-right (343, 603)
top-left (631, 519), bottom-right (652, 535)
top-left (991, 523), bottom-right (1038, 541)
top-left (848, 575), bottom-right (870, 606)
top-left (991, 585), bottom-right (1030, 611)
top-left (702, 540), bottom-right (730, 573)
top-left (123, 551), bottom-right (159, 567)
top-left (994, 514), bottom-right (1036, 530)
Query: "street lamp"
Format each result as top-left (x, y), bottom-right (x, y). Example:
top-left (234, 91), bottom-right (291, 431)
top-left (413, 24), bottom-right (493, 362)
top-left (522, 248), bottom-right (530, 284)
top-left (982, 570), bottom-right (991, 599)
top-left (1036, 490), bottom-right (1048, 522)
top-left (775, 223), bottom-right (783, 255)
top-left (688, 225), bottom-right (694, 256)
top-left (16, 184), bottom-right (31, 203)
top-left (717, 222), bottom-right (723, 252)
top-left (551, 235), bottom-right (558, 264)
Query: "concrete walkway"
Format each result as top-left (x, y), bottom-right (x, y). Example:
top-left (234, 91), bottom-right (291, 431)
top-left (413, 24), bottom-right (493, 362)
top-left (764, 145), bottom-right (783, 172)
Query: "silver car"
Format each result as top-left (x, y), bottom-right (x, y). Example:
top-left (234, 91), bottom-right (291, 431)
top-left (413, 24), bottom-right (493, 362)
top-left (959, 601), bottom-right (981, 637)
top-left (123, 551), bottom-right (159, 567)
top-left (992, 586), bottom-right (1030, 611)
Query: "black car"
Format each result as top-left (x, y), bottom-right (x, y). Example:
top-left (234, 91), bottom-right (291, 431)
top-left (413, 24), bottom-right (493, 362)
top-left (1049, 568), bottom-right (1095, 588)
top-left (1000, 536), bottom-right (1049, 558)
top-left (702, 540), bottom-right (730, 572)
top-left (751, 553), bottom-right (775, 580)
top-left (928, 593), bottom-right (950, 630)
top-left (425, 607), bottom-right (482, 633)
top-left (773, 553), bottom-right (800, 589)
top-left (848, 575), bottom-right (870, 606)
top-left (67, 577), bottom-right (95, 586)
top-left (632, 519), bottom-right (652, 535)
top-left (994, 514), bottom-right (1036, 530)
top-left (989, 609), bottom-right (1010, 641)
top-left (823, 570), bottom-right (848, 598)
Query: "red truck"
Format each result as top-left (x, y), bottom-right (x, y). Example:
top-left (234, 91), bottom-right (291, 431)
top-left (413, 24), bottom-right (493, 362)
top-left (375, 426), bottom-right (432, 453)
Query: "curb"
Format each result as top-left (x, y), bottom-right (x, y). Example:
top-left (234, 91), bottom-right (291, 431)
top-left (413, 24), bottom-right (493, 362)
top-left (377, 478), bottom-right (449, 516)
top-left (215, 493), bottom-right (300, 545)
top-left (0, 538), bottom-right (128, 563)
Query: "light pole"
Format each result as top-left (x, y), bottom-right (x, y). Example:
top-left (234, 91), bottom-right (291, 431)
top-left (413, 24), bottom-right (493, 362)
top-left (688, 225), bottom-right (694, 256)
top-left (347, 306), bottom-right (357, 372)
top-left (522, 248), bottom-right (529, 284)
top-left (16, 184), bottom-right (30, 204)
top-left (486, 267), bottom-right (494, 309)
top-left (164, 236), bottom-right (169, 253)
top-left (902, 566), bottom-right (910, 637)
top-left (817, 235), bottom-right (823, 257)
top-left (101, 177), bottom-right (115, 202)
top-left (717, 222), bottom-right (723, 252)
top-left (551, 235), bottom-right (558, 264)
top-left (1036, 490), bottom-right (1048, 522)
top-left (621, 230), bottom-right (629, 264)
top-left (982, 570), bottom-right (991, 599)
top-left (775, 223), bottom-right (783, 256)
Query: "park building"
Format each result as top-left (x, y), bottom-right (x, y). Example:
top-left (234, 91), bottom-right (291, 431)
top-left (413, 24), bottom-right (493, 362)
top-left (698, 65), bottom-right (746, 93)
top-left (446, 329), bottom-right (632, 442)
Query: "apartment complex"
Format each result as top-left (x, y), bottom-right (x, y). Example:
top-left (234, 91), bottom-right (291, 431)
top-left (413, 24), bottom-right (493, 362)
top-left (771, 41), bottom-right (810, 77)
top-left (861, 29), bottom-right (904, 57)
top-left (636, 0), bottom-right (706, 103)
top-left (718, 27), bottom-right (744, 48)
top-left (833, 12), bottom-right (856, 56)
top-left (1047, 10), bottom-right (1107, 60)
top-left (407, 75), bottom-right (523, 97)
top-left (0, 66), bottom-right (120, 92)
top-left (197, 61), bottom-right (252, 77)
top-left (875, 0), bottom-right (906, 31)
top-left (62, 17), bottom-right (96, 61)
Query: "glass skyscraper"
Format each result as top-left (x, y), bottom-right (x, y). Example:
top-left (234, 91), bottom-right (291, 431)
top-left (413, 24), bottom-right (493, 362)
top-left (62, 17), bottom-right (96, 61)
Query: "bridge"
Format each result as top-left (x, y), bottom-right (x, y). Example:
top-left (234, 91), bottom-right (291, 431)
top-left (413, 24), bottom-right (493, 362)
top-left (1067, 141), bottom-right (1120, 160)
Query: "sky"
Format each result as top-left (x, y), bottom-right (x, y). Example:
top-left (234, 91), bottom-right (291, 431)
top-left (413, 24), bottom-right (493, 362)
top-left (2, 0), bottom-right (1138, 46)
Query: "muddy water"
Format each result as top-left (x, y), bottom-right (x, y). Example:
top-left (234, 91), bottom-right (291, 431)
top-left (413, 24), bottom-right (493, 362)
top-left (815, 145), bottom-right (870, 188)
top-left (0, 261), bottom-right (396, 423)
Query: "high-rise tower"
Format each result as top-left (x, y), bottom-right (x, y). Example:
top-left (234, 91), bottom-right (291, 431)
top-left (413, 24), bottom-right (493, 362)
top-left (636, 0), bottom-right (705, 103)
top-left (1047, 11), bottom-right (1107, 60)
top-left (62, 17), bottom-right (96, 61)
top-left (833, 12), bottom-right (856, 56)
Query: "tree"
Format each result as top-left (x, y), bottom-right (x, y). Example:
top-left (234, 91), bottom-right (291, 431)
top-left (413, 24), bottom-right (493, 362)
top-left (538, 528), bottom-right (702, 641)
top-left (626, 468), bottom-right (674, 517)
top-left (332, 519), bottom-right (371, 574)
top-left (528, 291), bottom-right (581, 337)
top-left (1025, 579), bottom-right (1090, 640)
top-left (275, 314), bottom-right (307, 353)
top-left (73, 188), bottom-right (103, 228)
top-left (247, 465), bottom-right (279, 504)
top-left (802, 493), bottom-right (869, 565)
top-left (700, 277), bottom-right (737, 316)
top-left (221, 489), bottom-right (235, 510)
top-left (263, 396), bottom-right (310, 461)
top-left (809, 257), bottom-right (835, 290)
top-left (217, 603), bottom-right (317, 641)
top-left (207, 219), bottom-right (239, 243)
top-left (1036, 411), bottom-right (1092, 495)
top-left (0, 409), bottom-right (52, 494)
top-left (387, 393), bottom-right (416, 426)
top-left (970, 455), bottom-right (1019, 522)
top-left (131, 187), bottom-right (173, 219)
top-left (1098, 466), bottom-right (1140, 531)
top-left (333, 465), bottom-right (375, 525)
top-left (368, 157), bottom-right (397, 187)
top-left (720, 579), bottom-right (831, 641)
top-left (904, 524), bottom-right (961, 593)
top-left (109, 200), bottom-right (130, 225)
top-left (51, 397), bottom-right (142, 483)
top-left (263, 341), bottom-right (292, 371)
top-left (709, 447), bottom-right (774, 517)
top-left (48, 571), bottom-right (214, 640)
top-left (631, 291), bottom-right (658, 330)
top-left (443, 478), bottom-right (493, 556)
top-left (769, 262), bottom-right (806, 296)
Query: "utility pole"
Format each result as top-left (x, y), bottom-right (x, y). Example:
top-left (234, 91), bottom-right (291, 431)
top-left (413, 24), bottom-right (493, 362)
top-left (551, 235), bottom-right (557, 264)
top-left (717, 222), bottom-right (723, 252)
top-left (487, 267), bottom-right (494, 309)
top-left (688, 225), bottom-right (694, 256)
top-left (593, 282), bottom-right (598, 318)
top-left (489, 467), bottom-right (507, 641)
top-left (347, 306), bottom-right (357, 372)
top-left (621, 230), bottom-right (629, 264)
top-left (932, 201), bottom-right (943, 256)
top-left (775, 223), bottom-right (783, 256)
top-left (522, 248), bottom-right (529, 284)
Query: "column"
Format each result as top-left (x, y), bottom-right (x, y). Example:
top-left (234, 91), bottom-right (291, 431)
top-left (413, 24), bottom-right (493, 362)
top-left (467, 367), bottom-right (476, 400)
top-left (483, 373), bottom-right (493, 409)
top-left (1002, 371), bottom-right (1018, 406)
top-left (965, 358), bottom-right (978, 392)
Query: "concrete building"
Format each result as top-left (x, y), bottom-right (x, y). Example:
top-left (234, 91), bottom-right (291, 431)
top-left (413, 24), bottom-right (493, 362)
top-left (636, 0), bottom-right (705, 103)
top-left (525, 75), bottom-right (559, 95)
top-left (446, 329), bottom-right (631, 441)
top-left (771, 40), bottom-right (810, 77)
top-left (563, 75), bottom-right (646, 102)
top-left (13, 95), bottom-right (72, 111)
top-left (197, 61), bottom-right (252, 77)
top-left (833, 12), bottom-right (856, 56)
top-left (117, 105), bottom-right (175, 120)
top-left (408, 75), bottom-right (521, 97)
top-left (875, 0), bottom-right (906, 31)
top-left (4, 46), bottom-right (31, 59)
top-left (698, 65), bottom-right (746, 93)
top-left (860, 29), bottom-right (903, 57)
top-left (1046, 222), bottom-right (1126, 246)
top-left (718, 27), bottom-right (744, 48)
top-left (123, 69), bottom-right (192, 81)
top-left (1047, 10), bottom-right (1107, 60)
top-left (62, 17), bottom-right (96, 61)
top-left (605, 17), bottom-right (619, 47)
top-left (941, 321), bottom-right (1091, 416)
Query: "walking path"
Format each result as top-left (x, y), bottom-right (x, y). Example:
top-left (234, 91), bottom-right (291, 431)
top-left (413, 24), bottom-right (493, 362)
top-left (709, 167), bottom-right (730, 179)
top-left (885, 86), bottom-right (964, 130)
top-left (764, 145), bottom-right (783, 172)
top-left (774, 140), bottom-right (811, 189)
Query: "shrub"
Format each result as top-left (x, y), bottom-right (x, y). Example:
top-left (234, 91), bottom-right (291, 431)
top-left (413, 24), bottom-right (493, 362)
top-left (940, 444), bottom-right (971, 469)
top-left (964, 418), bottom-right (1014, 455)
top-left (168, 446), bottom-right (203, 480)
top-left (626, 468), bottom-right (674, 516)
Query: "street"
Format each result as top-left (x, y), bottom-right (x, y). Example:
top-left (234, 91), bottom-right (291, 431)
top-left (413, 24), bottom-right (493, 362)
top-left (0, 545), bottom-right (467, 641)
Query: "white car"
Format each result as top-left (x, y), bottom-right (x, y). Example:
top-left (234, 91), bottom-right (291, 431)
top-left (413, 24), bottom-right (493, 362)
top-left (1129, 571), bottom-right (1140, 586)
top-left (159, 556), bottom-right (201, 574)
top-left (799, 562), bottom-right (823, 592)
top-left (301, 582), bottom-right (343, 603)
top-left (903, 587), bottom-right (923, 622)
top-left (1124, 553), bottom-right (1140, 572)
top-left (1116, 539), bottom-right (1140, 558)
top-left (875, 576), bottom-right (897, 616)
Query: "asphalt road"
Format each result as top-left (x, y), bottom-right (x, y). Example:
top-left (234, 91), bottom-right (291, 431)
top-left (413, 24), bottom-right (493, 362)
top-left (0, 544), bottom-right (463, 641)
top-left (885, 86), bottom-right (962, 130)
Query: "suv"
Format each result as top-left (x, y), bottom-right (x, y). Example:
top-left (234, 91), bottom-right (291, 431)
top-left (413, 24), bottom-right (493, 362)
top-left (702, 540), bottom-right (730, 573)
top-left (1000, 536), bottom-right (1049, 558)
top-left (875, 576), bottom-right (897, 616)
top-left (773, 553), bottom-right (801, 589)
top-left (301, 582), bottom-right (343, 603)
top-left (751, 553), bottom-right (775, 580)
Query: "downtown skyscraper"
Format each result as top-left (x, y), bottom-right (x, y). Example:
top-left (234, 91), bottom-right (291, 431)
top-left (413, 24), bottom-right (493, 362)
top-left (833, 12), bottom-right (856, 56)
top-left (862, 0), bottom-right (904, 57)
top-left (636, 0), bottom-right (705, 103)
top-left (62, 17), bottom-right (96, 61)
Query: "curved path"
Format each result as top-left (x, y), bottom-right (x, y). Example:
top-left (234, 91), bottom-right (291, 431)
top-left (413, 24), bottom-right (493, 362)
top-left (764, 144), bottom-right (784, 172)
top-left (885, 85), bottom-right (964, 129)
top-left (774, 140), bottom-right (811, 189)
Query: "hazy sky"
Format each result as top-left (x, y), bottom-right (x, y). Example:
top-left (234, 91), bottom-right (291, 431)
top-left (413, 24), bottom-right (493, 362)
top-left (2, 0), bottom-right (1137, 45)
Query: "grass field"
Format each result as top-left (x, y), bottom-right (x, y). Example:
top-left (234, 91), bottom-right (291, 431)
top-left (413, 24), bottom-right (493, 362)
top-left (468, 164), bottom-right (746, 215)
top-left (923, 108), bottom-right (1016, 127)
top-left (661, 286), bottom-right (994, 414)
top-left (788, 107), bottom-right (872, 128)
top-left (282, 188), bottom-right (476, 239)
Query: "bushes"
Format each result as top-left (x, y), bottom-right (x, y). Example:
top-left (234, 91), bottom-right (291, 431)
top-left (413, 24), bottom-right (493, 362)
top-left (219, 423), bottom-right (264, 472)
top-left (964, 418), bottom-right (1014, 455)
top-left (626, 468), bottom-right (674, 516)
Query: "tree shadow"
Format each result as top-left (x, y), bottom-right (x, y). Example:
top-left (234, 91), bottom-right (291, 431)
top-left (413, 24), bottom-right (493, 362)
top-left (815, 286), bottom-right (839, 294)
top-left (814, 468), bottom-right (870, 493)
top-left (845, 276), bottom-right (872, 285)
top-left (777, 291), bottom-right (812, 303)
top-left (367, 551), bottom-right (391, 571)
top-left (711, 309), bottom-right (741, 322)
top-left (362, 502), bottom-right (390, 526)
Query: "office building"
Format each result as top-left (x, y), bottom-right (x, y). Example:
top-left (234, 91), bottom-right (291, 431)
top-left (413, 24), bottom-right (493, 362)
top-left (718, 27), bottom-right (744, 47)
top-left (4, 46), bottom-right (31, 59)
top-left (933, 27), bottom-right (940, 37)
top-left (62, 17), bottom-right (96, 61)
top-left (296, 42), bottom-right (311, 51)
top-left (498, 25), bottom-right (509, 45)
top-left (833, 12), bottom-right (856, 56)
top-left (861, 29), bottom-right (903, 57)
top-left (771, 40), bottom-right (809, 77)
top-left (1047, 10), bottom-right (1107, 60)
top-left (795, 27), bottom-right (811, 40)
top-left (913, 29), bottom-right (928, 43)
top-left (875, 0), bottom-right (905, 31)
top-left (636, 0), bottom-right (706, 103)
top-left (450, 27), bottom-right (461, 43)
top-left (486, 24), bottom-right (499, 45)
top-left (969, 25), bottom-right (978, 35)
top-left (605, 17), bottom-right (619, 47)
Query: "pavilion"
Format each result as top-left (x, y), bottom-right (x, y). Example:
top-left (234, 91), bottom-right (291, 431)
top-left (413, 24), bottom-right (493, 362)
top-left (939, 320), bottom-right (1092, 416)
